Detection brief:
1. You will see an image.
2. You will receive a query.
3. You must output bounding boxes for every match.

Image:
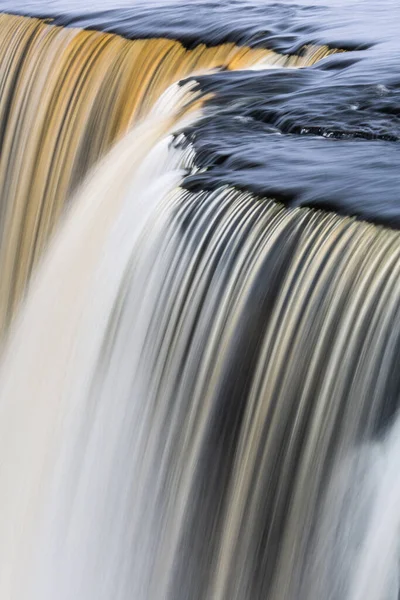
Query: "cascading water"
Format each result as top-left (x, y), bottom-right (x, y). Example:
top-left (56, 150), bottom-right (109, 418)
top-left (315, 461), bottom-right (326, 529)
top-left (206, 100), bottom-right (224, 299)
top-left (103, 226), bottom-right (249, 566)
top-left (0, 2), bottom-right (399, 599)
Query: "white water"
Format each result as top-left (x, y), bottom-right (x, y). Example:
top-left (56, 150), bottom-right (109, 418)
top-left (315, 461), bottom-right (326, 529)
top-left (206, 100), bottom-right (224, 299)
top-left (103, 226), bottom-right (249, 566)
top-left (348, 427), bottom-right (400, 600)
top-left (0, 84), bottom-right (197, 600)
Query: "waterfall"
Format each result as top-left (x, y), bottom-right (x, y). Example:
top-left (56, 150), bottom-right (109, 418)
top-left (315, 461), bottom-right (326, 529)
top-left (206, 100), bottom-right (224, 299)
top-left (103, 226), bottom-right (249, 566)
top-left (0, 6), bottom-right (399, 600)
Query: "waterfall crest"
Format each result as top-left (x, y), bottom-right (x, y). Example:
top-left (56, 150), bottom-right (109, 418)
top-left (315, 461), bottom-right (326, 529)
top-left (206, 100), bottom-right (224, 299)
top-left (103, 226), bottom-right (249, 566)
top-left (0, 7), bottom-right (398, 600)
top-left (0, 12), bottom-right (334, 334)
